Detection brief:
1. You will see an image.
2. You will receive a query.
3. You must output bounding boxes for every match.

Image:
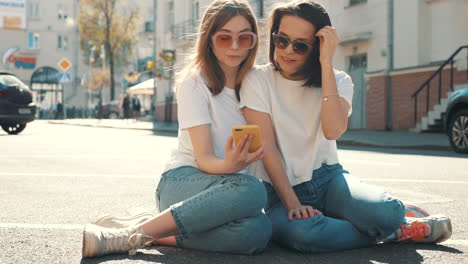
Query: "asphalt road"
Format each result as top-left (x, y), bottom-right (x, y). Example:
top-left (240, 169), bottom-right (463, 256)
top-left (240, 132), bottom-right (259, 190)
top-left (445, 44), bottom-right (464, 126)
top-left (1, 121), bottom-right (467, 264)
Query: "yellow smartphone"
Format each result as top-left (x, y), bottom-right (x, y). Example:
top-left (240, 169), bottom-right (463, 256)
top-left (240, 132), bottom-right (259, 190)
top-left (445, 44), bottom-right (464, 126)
top-left (232, 125), bottom-right (262, 153)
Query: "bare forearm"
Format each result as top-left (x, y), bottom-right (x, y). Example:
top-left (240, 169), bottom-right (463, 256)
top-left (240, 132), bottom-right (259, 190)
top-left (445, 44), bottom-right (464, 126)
top-left (196, 154), bottom-right (232, 175)
top-left (263, 147), bottom-right (301, 209)
top-left (320, 64), bottom-right (348, 139)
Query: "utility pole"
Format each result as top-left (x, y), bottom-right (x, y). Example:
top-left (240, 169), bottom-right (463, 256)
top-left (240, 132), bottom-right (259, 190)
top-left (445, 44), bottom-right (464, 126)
top-left (152, 0), bottom-right (158, 123)
top-left (385, 0), bottom-right (394, 130)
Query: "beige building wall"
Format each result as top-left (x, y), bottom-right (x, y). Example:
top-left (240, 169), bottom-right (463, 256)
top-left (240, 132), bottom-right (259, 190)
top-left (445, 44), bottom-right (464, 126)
top-left (0, 0), bottom-right (89, 109)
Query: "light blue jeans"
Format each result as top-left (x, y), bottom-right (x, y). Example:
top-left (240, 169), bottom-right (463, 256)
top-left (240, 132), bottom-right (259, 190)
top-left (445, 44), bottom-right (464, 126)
top-left (155, 166), bottom-right (272, 255)
top-left (264, 163), bottom-right (406, 253)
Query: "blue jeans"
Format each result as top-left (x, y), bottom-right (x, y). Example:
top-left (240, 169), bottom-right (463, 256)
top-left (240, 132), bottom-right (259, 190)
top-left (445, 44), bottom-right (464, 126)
top-left (264, 163), bottom-right (406, 253)
top-left (155, 166), bottom-right (272, 255)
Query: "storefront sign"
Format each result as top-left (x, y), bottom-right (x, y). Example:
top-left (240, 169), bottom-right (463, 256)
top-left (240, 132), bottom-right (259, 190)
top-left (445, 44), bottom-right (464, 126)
top-left (0, 0), bottom-right (26, 30)
top-left (2, 46), bottom-right (37, 69)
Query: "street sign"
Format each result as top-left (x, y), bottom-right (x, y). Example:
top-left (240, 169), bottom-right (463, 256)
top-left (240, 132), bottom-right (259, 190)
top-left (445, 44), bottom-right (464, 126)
top-left (58, 73), bottom-right (71, 84)
top-left (58, 58), bottom-right (72, 72)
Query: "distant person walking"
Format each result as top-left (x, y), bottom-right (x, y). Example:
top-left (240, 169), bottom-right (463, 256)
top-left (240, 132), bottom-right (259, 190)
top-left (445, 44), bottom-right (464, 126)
top-left (122, 94), bottom-right (131, 119)
top-left (132, 96), bottom-right (141, 119)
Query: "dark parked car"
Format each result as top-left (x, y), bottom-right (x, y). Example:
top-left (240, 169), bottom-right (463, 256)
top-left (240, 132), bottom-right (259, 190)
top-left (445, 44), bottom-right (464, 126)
top-left (444, 87), bottom-right (468, 154)
top-left (97, 101), bottom-right (120, 119)
top-left (0, 72), bottom-right (36, 134)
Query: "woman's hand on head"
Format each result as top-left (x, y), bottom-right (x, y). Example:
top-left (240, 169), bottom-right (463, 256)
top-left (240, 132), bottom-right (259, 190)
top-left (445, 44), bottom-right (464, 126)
top-left (223, 135), bottom-right (264, 174)
top-left (288, 205), bottom-right (323, 222)
top-left (316, 26), bottom-right (339, 66)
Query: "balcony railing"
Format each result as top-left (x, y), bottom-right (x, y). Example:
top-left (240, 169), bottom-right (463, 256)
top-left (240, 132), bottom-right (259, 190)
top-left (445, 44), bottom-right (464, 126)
top-left (171, 19), bottom-right (198, 40)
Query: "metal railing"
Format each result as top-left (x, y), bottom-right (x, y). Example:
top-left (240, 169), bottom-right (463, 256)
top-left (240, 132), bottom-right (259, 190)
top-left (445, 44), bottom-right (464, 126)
top-left (412, 45), bottom-right (468, 126)
top-left (171, 19), bottom-right (198, 40)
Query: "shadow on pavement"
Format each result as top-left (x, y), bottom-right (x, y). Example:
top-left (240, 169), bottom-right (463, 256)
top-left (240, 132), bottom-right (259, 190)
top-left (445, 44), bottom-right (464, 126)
top-left (338, 145), bottom-right (467, 158)
top-left (152, 130), bottom-right (178, 137)
top-left (79, 242), bottom-right (463, 264)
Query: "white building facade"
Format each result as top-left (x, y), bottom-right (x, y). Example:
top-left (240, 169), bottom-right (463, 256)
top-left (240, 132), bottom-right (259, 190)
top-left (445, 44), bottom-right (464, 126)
top-left (317, 0), bottom-right (468, 131)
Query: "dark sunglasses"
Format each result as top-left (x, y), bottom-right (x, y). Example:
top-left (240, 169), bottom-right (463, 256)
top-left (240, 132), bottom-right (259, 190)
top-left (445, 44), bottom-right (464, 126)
top-left (272, 33), bottom-right (314, 55)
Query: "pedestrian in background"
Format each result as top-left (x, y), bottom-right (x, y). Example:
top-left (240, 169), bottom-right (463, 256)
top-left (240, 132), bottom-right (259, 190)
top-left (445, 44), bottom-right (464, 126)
top-left (122, 93), bottom-right (131, 119)
top-left (240, 0), bottom-right (452, 253)
top-left (82, 0), bottom-right (271, 258)
top-left (132, 96), bottom-right (141, 120)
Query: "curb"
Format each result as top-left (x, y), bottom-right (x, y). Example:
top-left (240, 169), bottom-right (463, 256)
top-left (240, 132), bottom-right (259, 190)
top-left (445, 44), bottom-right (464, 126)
top-left (48, 121), bottom-right (453, 152)
top-left (337, 140), bottom-right (453, 152)
top-left (48, 121), bottom-right (178, 134)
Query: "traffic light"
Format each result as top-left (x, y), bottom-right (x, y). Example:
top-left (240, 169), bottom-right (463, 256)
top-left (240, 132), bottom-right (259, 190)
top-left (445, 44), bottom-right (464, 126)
top-left (160, 50), bottom-right (176, 62)
top-left (146, 60), bottom-right (154, 70)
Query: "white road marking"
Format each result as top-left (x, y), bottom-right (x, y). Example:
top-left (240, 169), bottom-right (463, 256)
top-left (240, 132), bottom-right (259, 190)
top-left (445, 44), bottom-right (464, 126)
top-left (0, 172), bottom-right (156, 179)
top-left (441, 240), bottom-right (468, 246)
top-left (343, 159), bottom-right (400, 166)
top-left (363, 179), bottom-right (468, 184)
top-left (0, 223), bottom-right (83, 230)
top-left (1, 222), bottom-right (467, 247)
top-left (388, 189), bottom-right (455, 204)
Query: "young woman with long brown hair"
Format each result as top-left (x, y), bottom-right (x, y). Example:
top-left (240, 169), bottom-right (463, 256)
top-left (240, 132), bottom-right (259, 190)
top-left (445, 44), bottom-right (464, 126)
top-left (81, 0), bottom-right (271, 258)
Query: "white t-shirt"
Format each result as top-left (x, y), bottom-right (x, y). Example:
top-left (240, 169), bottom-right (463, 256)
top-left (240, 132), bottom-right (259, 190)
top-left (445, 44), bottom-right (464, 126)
top-left (239, 64), bottom-right (354, 186)
top-left (164, 70), bottom-right (248, 173)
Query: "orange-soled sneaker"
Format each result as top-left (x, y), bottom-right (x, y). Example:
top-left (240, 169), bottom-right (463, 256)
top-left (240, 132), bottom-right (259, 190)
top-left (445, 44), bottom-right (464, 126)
top-left (405, 204), bottom-right (430, 218)
top-left (396, 215), bottom-right (452, 243)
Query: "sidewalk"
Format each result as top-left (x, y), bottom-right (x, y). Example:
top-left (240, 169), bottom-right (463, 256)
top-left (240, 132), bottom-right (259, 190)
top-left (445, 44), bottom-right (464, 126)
top-left (48, 119), bottom-right (452, 152)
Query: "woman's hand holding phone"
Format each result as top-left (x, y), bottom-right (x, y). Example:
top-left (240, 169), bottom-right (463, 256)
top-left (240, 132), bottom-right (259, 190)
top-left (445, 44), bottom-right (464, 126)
top-left (223, 134), bottom-right (264, 174)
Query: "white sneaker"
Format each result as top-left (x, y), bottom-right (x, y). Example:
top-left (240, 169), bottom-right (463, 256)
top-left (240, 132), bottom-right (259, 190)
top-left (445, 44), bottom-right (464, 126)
top-left (82, 224), bottom-right (153, 258)
top-left (91, 213), bottom-right (154, 229)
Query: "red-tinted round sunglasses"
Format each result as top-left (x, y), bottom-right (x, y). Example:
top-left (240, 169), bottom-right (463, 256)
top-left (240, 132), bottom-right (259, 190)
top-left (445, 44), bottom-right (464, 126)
top-left (212, 32), bottom-right (257, 49)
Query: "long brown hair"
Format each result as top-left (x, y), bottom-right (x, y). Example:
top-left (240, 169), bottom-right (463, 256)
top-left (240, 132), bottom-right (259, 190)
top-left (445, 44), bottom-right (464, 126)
top-left (177, 0), bottom-right (258, 100)
top-left (269, 0), bottom-right (331, 87)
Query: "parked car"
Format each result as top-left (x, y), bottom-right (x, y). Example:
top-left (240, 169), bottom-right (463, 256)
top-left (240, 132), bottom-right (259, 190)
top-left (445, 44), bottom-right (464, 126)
top-left (97, 101), bottom-right (120, 119)
top-left (444, 87), bottom-right (468, 154)
top-left (0, 72), bottom-right (36, 134)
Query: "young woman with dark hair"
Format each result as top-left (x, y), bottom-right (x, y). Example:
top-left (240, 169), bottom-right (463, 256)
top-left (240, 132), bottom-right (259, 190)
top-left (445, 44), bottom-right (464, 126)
top-left (240, 0), bottom-right (452, 253)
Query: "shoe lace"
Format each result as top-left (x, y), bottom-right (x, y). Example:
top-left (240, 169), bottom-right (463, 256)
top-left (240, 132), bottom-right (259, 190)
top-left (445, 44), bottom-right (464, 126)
top-left (103, 228), bottom-right (152, 256)
top-left (128, 233), bottom-right (154, 256)
top-left (400, 221), bottom-right (429, 242)
top-left (103, 229), bottom-right (131, 255)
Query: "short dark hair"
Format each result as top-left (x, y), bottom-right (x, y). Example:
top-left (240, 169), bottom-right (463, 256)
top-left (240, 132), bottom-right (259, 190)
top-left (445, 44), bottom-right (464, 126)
top-left (268, 0), bottom-right (331, 87)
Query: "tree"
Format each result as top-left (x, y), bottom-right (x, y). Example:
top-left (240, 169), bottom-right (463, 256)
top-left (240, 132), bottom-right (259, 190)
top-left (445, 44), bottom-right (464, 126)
top-left (79, 0), bottom-right (141, 101)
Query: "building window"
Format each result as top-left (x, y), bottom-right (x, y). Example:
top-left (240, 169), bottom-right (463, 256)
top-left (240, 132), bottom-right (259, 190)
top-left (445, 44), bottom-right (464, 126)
top-left (57, 35), bottom-right (68, 50)
top-left (28, 32), bottom-right (40, 50)
top-left (192, 1), bottom-right (200, 21)
top-left (28, 2), bottom-right (40, 19)
top-left (57, 4), bottom-right (68, 20)
top-left (167, 1), bottom-right (174, 32)
top-left (145, 21), bottom-right (154, 33)
top-left (250, 0), bottom-right (264, 18)
top-left (349, 0), bottom-right (367, 6)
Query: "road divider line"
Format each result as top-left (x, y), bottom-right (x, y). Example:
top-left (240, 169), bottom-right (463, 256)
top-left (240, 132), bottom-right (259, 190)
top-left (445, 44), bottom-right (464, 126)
top-left (363, 179), bottom-right (468, 184)
top-left (0, 223), bottom-right (83, 230)
top-left (343, 159), bottom-right (400, 166)
top-left (1, 222), bottom-right (467, 246)
top-left (441, 240), bottom-right (468, 246)
top-left (0, 172), bottom-right (156, 179)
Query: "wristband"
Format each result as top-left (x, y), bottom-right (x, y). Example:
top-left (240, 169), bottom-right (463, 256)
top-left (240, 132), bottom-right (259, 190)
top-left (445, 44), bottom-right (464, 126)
top-left (322, 93), bottom-right (339, 102)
